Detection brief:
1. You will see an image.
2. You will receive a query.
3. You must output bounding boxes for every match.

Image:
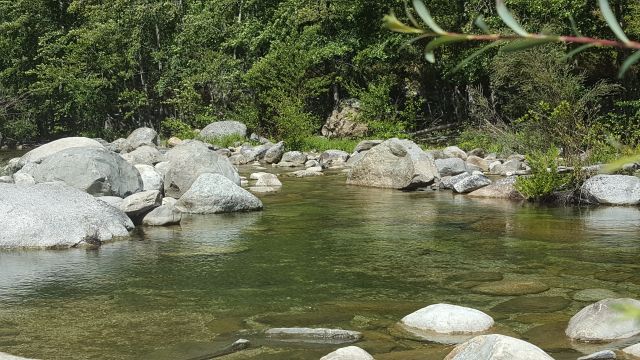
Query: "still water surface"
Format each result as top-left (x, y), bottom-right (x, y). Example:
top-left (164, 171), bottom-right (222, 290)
top-left (0, 167), bottom-right (639, 359)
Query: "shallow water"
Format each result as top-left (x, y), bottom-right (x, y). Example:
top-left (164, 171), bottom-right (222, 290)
top-left (0, 169), bottom-right (639, 359)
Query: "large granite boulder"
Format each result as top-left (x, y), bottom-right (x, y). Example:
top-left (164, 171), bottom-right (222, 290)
top-left (581, 175), bottom-right (640, 205)
top-left (468, 176), bottom-right (524, 200)
top-left (0, 182), bottom-right (133, 248)
top-left (163, 140), bottom-right (240, 198)
top-left (200, 120), bottom-right (247, 139)
top-left (20, 147), bottom-right (143, 197)
top-left (566, 298), bottom-right (640, 341)
top-left (175, 173), bottom-right (262, 214)
top-left (122, 127), bottom-right (158, 153)
top-left (346, 138), bottom-right (439, 190)
top-left (320, 346), bottom-right (374, 360)
top-left (443, 334), bottom-right (554, 360)
top-left (18, 137), bottom-right (104, 168)
top-left (321, 100), bottom-right (368, 138)
top-left (264, 141), bottom-right (285, 164)
top-left (401, 304), bottom-right (494, 334)
top-left (134, 164), bottom-right (164, 192)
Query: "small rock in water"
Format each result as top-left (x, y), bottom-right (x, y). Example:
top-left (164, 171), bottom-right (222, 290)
top-left (320, 346), bottom-right (374, 360)
top-left (444, 334), bottom-right (553, 360)
top-left (265, 327), bottom-right (362, 344)
top-left (472, 280), bottom-right (549, 296)
top-left (142, 205), bottom-right (182, 226)
top-left (622, 343), bottom-right (640, 357)
top-left (577, 350), bottom-right (616, 360)
top-left (401, 303), bottom-right (494, 334)
top-left (572, 289), bottom-right (619, 302)
top-left (566, 298), bottom-right (640, 342)
top-left (0, 352), bottom-right (38, 359)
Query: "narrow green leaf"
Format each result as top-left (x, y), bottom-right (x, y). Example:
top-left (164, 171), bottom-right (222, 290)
top-left (474, 15), bottom-right (490, 34)
top-left (599, 0), bottom-right (630, 43)
top-left (500, 38), bottom-right (555, 53)
top-left (404, 0), bottom-right (420, 28)
top-left (383, 13), bottom-right (424, 34)
top-left (451, 42), bottom-right (503, 73)
top-left (564, 44), bottom-right (595, 60)
top-left (425, 35), bottom-right (469, 54)
top-left (568, 15), bottom-right (582, 37)
top-left (424, 48), bottom-right (435, 63)
top-left (496, 0), bottom-right (529, 37)
top-left (413, 0), bottom-right (446, 35)
top-left (618, 51), bottom-right (640, 78)
top-left (400, 34), bottom-right (433, 51)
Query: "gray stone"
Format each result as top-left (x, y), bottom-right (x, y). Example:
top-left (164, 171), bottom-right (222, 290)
top-left (264, 141), bottom-right (285, 164)
top-left (443, 146), bottom-right (467, 160)
top-left (154, 161), bottom-right (170, 176)
top-left (265, 328), bottom-right (362, 344)
top-left (466, 155), bottom-right (490, 172)
top-left (468, 148), bottom-right (487, 158)
top-left (23, 147), bottom-right (143, 197)
top-left (142, 205), bottom-right (182, 226)
top-left (200, 120), bottom-right (247, 139)
top-left (277, 151), bottom-right (307, 167)
top-left (319, 150), bottom-right (350, 168)
top-left (321, 100), bottom-right (368, 138)
top-left (167, 137), bottom-right (183, 147)
top-left (120, 190), bottom-right (162, 217)
top-left (107, 138), bottom-right (127, 153)
top-left (468, 176), bottom-right (524, 200)
top-left (135, 164), bottom-right (164, 192)
top-left (354, 140), bottom-right (383, 153)
top-left (122, 127), bottom-right (158, 152)
top-left (0, 352), bottom-right (39, 360)
top-left (581, 175), bottom-right (640, 205)
top-left (13, 172), bottom-right (35, 185)
top-left (401, 304), bottom-right (494, 334)
top-left (3, 158), bottom-right (21, 176)
top-left (436, 158), bottom-right (468, 176)
top-left (577, 350), bottom-right (616, 360)
top-left (18, 137), bottom-right (104, 168)
top-left (229, 153), bottom-right (251, 165)
top-left (305, 160), bottom-right (320, 168)
top-left (247, 144), bottom-right (273, 162)
top-left (121, 145), bottom-right (163, 165)
top-left (453, 174), bottom-right (492, 193)
top-left (250, 172), bottom-right (282, 187)
top-left (289, 169), bottom-right (324, 178)
top-left (440, 172), bottom-right (471, 190)
top-left (566, 298), bottom-right (640, 341)
top-left (425, 149), bottom-right (447, 160)
top-left (176, 173), bottom-right (262, 214)
top-left (0, 176), bottom-right (13, 184)
top-left (98, 196), bottom-right (124, 209)
top-left (320, 346), bottom-right (374, 360)
top-left (346, 151), bottom-right (365, 167)
top-left (491, 159), bottom-right (523, 175)
top-left (622, 343), bottom-right (640, 358)
top-left (0, 182), bottom-right (133, 248)
top-left (164, 140), bottom-right (240, 198)
top-left (443, 334), bottom-right (554, 360)
top-left (346, 138), bottom-right (439, 190)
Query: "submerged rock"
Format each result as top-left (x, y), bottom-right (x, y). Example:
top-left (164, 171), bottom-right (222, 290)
top-left (401, 304), bottom-right (494, 334)
top-left (346, 138), bottom-right (439, 190)
top-left (21, 147), bottom-right (143, 197)
top-left (176, 173), bottom-right (262, 214)
top-left (566, 298), bottom-right (640, 342)
top-left (623, 343), bottom-right (640, 358)
top-left (320, 346), bottom-right (374, 360)
top-left (580, 175), bottom-right (640, 205)
top-left (289, 169), bottom-right (324, 178)
top-left (0, 182), bottom-right (133, 248)
top-left (472, 280), bottom-right (549, 296)
top-left (265, 327), bottom-right (362, 344)
top-left (163, 140), bottom-right (240, 198)
top-left (572, 289), bottom-right (620, 302)
top-left (443, 334), bottom-right (554, 360)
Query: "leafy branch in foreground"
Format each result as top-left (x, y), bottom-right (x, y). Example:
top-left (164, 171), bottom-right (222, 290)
top-left (385, 0), bottom-right (640, 78)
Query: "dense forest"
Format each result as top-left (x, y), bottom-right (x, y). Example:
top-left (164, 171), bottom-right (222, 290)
top-left (1, 0), bottom-right (640, 158)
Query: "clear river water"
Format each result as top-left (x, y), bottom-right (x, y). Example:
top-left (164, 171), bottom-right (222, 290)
top-left (0, 161), bottom-right (639, 359)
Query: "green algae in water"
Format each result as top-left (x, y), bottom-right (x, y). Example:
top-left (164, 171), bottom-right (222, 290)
top-left (0, 172), bottom-right (639, 359)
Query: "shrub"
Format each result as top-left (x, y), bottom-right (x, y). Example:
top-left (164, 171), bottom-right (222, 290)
top-left (515, 147), bottom-right (571, 201)
top-left (161, 118), bottom-right (197, 140)
top-left (298, 136), bottom-right (360, 153)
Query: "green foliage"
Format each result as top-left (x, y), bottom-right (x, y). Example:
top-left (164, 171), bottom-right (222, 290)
top-left (298, 136), bottom-right (360, 153)
top-left (199, 134), bottom-right (248, 149)
top-left (457, 127), bottom-right (513, 155)
top-left (161, 118), bottom-right (196, 140)
top-left (515, 147), bottom-right (570, 201)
